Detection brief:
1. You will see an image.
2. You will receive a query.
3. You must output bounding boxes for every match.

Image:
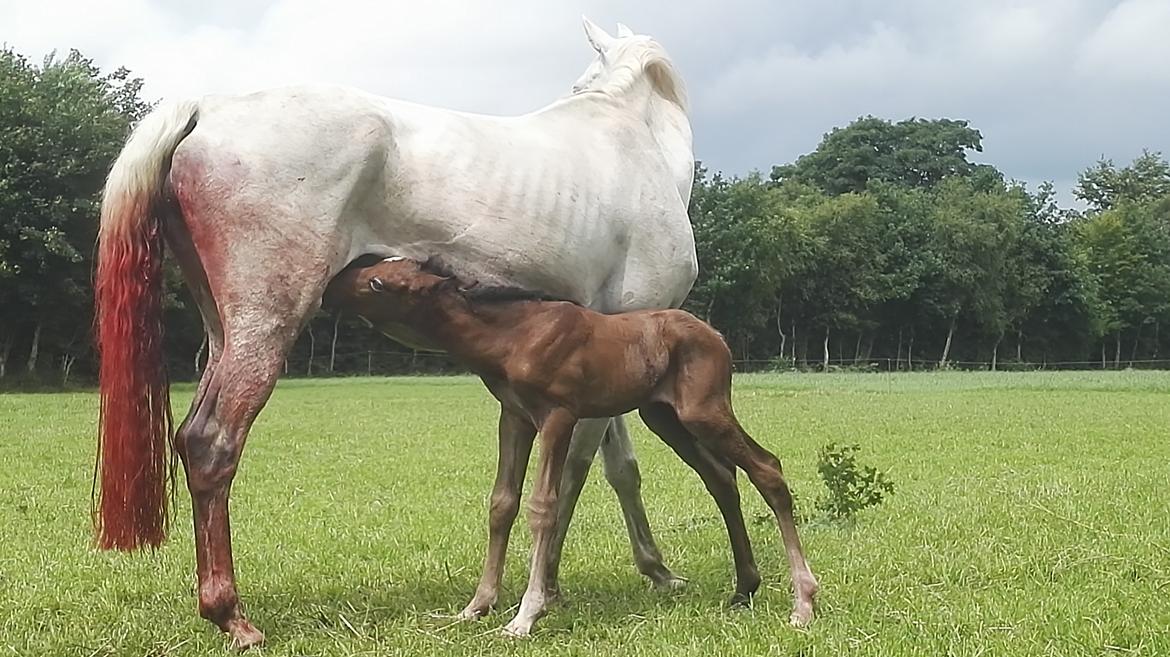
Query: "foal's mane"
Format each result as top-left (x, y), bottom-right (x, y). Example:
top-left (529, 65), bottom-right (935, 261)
top-left (420, 256), bottom-right (578, 306)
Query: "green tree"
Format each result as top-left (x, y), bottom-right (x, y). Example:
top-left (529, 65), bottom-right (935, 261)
top-left (686, 166), bottom-right (806, 359)
top-left (865, 182), bottom-right (935, 369)
top-left (793, 191), bottom-right (891, 368)
top-left (0, 48), bottom-right (148, 380)
top-left (920, 178), bottom-right (1025, 367)
top-left (1080, 196), bottom-right (1170, 365)
top-left (1075, 151), bottom-right (1170, 212)
top-left (770, 116), bottom-right (989, 195)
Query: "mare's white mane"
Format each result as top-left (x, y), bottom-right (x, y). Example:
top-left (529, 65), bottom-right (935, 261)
top-left (571, 18), bottom-right (688, 112)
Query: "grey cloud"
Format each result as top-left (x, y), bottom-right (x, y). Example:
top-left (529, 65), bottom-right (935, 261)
top-left (3, 0), bottom-right (1166, 205)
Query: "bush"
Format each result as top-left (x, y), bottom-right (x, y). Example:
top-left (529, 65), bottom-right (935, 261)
top-left (814, 443), bottom-right (895, 522)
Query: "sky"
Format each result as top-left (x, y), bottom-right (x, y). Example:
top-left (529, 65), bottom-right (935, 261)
top-left (4, 0), bottom-right (1169, 205)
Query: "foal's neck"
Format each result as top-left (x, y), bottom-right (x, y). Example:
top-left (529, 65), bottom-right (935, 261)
top-left (422, 295), bottom-right (541, 373)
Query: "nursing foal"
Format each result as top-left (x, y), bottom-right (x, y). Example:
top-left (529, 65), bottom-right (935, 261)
top-left (324, 256), bottom-right (818, 636)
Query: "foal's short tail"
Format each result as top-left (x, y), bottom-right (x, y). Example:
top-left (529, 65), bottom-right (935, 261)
top-left (94, 101), bottom-right (198, 551)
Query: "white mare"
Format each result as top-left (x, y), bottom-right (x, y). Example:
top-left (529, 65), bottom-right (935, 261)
top-left (96, 18), bottom-right (697, 647)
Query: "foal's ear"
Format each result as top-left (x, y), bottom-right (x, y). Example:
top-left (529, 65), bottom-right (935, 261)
top-left (419, 270), bottom-right (455, 295)
top-left (433, 274), bottom-right (459, 290)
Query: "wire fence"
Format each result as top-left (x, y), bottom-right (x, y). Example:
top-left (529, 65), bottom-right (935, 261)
top-left (726, 357), bottom-right (1170, 373)
top-left (238, 348), bottom-right (1170, 381)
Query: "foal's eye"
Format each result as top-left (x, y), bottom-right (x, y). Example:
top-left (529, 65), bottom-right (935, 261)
top-left (369, 278), bottom-right (385, 292)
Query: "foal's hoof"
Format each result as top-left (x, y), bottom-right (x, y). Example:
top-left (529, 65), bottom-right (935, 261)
top-left (457, 607), bottom-right (484, 621)
top-left (501, 621), bottom-right (532, 638)
top-left (227, 620), bottom-right (265, 651)
top-left (457, 602), bottom-right (491, 621)
top-left (789, 602), bottom-right (815, 628)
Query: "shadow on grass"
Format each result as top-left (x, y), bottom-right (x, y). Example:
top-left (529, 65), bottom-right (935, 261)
top-left (246, 568), bottom-right (751, 645)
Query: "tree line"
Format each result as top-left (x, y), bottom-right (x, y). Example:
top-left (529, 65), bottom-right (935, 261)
top-left (684, 121), bottom-right (1170, 370)
top-left (2, 48), bottom-right (1169, 387)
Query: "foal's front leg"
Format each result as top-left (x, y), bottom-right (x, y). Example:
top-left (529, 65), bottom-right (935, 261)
top-left (503, 408), bottom-right (577, 637)
top-left (460, 407), bottom-right (536, 620)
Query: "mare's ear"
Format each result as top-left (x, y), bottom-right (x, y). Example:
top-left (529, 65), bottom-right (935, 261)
top-left (583, 16), bottom-right (615, 53)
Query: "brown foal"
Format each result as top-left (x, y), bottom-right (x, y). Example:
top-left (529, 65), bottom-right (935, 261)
top-left (324, 256), bottom-right (818, 636)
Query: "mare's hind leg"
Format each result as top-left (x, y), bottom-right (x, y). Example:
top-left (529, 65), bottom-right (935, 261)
top-left (175, 281), bottom-right (324, 651)
top-left (167, 223), bottom-right (335, 648)
top-left (176, 347), bottom-right (288, 649)
top-left (639, 404), bottom-right (760, 604)
top-left (545, 417), bottom-right (681, 594)
top-left (677, 402), bottom-right (818, 627)
top-left (176, 272), bottom-right (329, 650)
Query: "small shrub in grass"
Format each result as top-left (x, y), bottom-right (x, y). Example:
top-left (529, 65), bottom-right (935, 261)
top-left (814, 443), bottom-right (894, 523)
top-left (753, 443), bottom-right (893, 527)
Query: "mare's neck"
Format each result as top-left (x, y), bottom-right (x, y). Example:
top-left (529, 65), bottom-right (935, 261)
top-left (615, 76), bottom-right (695, 203)
top-left (540, 75), bottom-right (693, 202)
top-left (646, 92), bottom-right (694, 202)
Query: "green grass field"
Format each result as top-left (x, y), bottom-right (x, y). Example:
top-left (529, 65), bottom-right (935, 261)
top-left (2, 372), bottom-right (1169, 656)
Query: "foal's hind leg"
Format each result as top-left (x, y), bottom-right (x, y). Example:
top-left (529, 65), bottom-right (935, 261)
top-left (639, 404), bottom-right (760, 604)
top-left (677, 403), bottom-right (818, 627)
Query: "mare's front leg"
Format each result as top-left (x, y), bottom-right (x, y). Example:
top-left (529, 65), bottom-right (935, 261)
top-left (546, 417), bottom-right (682, 594)
top-left (459, 407), bottom-right (536, 620)
top-left (503, 409), bottom-right (577, 637)
top-left (545, 417), bottom-right (679, 595)
top-left (598, 416), bottom-right (685, 589)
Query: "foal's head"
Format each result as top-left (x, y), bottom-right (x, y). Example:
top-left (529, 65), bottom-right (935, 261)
top-left (324, 256), bottom-right (462, 322)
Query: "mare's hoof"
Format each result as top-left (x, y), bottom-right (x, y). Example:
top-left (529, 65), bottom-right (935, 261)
top-left (727, 591), bottom-right (754, 609)
top-left (227, 620), bottom-right (265, 651)
top-left (652, 575), bottom-right (688, 593)
top-left (545, 586), bottom-right (562, 604)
